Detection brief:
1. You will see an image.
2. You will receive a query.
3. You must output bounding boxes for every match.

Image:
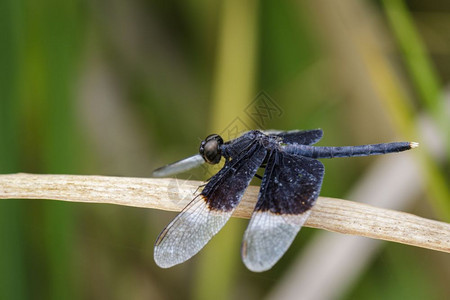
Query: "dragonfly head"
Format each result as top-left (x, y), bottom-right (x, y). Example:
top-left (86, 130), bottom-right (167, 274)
top-left (200, 134), bottom-right (223, 164)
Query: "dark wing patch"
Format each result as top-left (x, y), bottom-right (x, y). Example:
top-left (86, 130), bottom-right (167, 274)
top-left (241, 151), bottom-right (324, 272)
top-left (255, 151), bottom-right (324, 214)
top-left (202, 140), bottom-right (267, 211)
top-left (271, 129), bottom-right (323, 145)
top-left (154, 142), bottom-right (267, 268)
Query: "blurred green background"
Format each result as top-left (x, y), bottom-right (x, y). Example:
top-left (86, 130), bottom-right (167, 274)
top-left (1, 0), bottom-right (449, 299)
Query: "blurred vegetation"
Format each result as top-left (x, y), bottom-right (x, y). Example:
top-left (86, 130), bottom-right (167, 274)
top-left (0, 0), bottom-right (448, 299)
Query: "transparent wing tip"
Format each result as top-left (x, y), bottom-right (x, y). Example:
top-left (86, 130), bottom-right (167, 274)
top-left (152, 154), bottom-right (205, 177)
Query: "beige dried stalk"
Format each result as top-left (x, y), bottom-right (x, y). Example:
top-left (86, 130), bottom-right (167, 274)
top-left (0, 173), bottom-right (448, 253)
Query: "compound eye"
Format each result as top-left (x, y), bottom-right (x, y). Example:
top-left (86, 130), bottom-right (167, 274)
top-left (199, 134), bottom-right (223, 164)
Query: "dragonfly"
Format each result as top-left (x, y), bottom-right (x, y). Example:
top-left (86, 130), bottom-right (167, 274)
top-left (152, 129), bottom-right (418, 272)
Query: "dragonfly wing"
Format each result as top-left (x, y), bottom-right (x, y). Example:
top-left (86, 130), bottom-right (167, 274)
top-left (267, 129), bottom-right (323, 145)
top-left (152, 154), bottom-right (205, 177)
top-left (154, 194), bottom-right (233, 268)
top-left (154, 142), bottom-right (266, 268)
top-left (241, 151), bottom-right (324, 272)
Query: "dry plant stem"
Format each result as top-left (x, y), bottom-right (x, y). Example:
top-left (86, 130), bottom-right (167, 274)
top-left (0, 173), bottom-right (449, 253)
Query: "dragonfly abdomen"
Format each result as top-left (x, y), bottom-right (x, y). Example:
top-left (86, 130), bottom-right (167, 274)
top-left (284, 142), bottom-right (417, 159)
